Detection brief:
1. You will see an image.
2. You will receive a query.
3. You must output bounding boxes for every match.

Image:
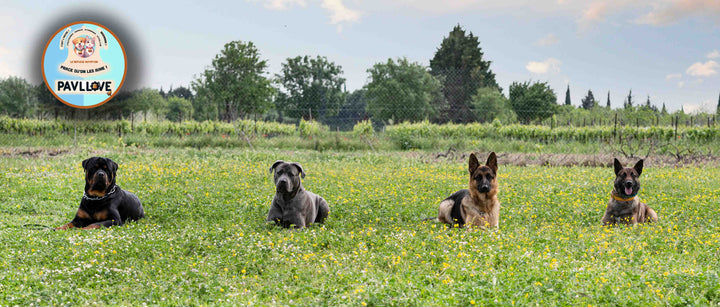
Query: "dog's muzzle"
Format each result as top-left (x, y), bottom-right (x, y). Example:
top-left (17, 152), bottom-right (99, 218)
top-left (276, 179), bottom-right (293, 193)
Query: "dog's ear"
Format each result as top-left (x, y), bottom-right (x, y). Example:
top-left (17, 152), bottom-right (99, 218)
top-left (269, 160), bottom-right (285, 174)
top-left (633, 159), bottom-right (644, 176)
top-left (106, 158), bottom-right (119, 175)
top-left (613, 158), bottom-right (623, 176)
top-left (469, 153), bottom-right (480, 174)
top-left (485, 152), bottom-right (498, 174)
top-left (291, 163), bottom-right (306, 179)
top-left (82, 157), bottom-right (94, 170)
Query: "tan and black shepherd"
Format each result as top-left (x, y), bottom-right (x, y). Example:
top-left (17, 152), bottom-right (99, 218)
top-left (601, 158), bottom-right (658, 225)
top-left (437, 152), bottom-right (500, 228)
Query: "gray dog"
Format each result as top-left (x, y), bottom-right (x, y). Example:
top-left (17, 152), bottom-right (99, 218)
top-left (266, 160), bottom-right (329, 228)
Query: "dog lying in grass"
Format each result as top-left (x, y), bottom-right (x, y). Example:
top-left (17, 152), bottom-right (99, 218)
top-left (267, 160), bottom-right (329, 229)
top-left (601, 158), bottom-right (657, 225)
top-left (436, 152), bottom-right (500, 228)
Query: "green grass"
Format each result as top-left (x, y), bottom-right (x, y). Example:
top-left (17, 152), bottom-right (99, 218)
top-left (1, 145), bottom-right (719, 305)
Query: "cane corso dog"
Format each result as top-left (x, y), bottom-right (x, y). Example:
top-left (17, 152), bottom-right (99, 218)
top-left (267, 160), bottom-right (329, 229)
top-left (601, 158), bottom-right (657, 225)
top-left (56, 157), bottom-right (144, 230)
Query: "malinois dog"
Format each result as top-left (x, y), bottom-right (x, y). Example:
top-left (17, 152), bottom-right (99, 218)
top-left (437, 152), bottom-right (499, 228)
top-left (601, 158), bottom-right (658, 225)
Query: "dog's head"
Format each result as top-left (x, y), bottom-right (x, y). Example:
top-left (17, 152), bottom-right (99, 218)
top-left (82, 157), bottom-right (118, 197)
top-left (72, 36), bottom-right (86, 50)
top-left (613, 158), bottom-right (643, 198)
top-left (269, 160), bottom-right (305, 195)
top-left (469, 152), bottom-right (498, 195)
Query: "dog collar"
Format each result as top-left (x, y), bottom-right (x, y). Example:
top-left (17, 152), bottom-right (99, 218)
top-left (83, 185), bottom-right (117, 201)
top-left (611, 193), bottom-right (637, 202)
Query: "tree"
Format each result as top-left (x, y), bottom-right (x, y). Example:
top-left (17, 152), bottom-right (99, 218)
top-left (508, 81), bottom-right (557, 124)
top-left (275, 55), bottom-right (346, 122)
top-left (430, 25), bottom-right (500, 123)
top-left (166, 96), bottom-right (194, 122)
top-left (717, 92), bottom-right (719, 114)
top-left (365, 57), bottom-right (443, 123)
top-left (125, 88), bottom-right (164, 121)
top-left (624, 89), bottom-right (634, 109)
top-left (661, 103), bottom-right (667, 115)
top-left (643, 95), bottom-right (658, 112)
top-left (0, 77), bottom-right (37, 118)
top-left (581, 89), bottom-right (595, 110)
top-left (192, 41), bottom-right (274, 122)
top-left (325, 89), bottom-right (369, 130)
top-left (606, 91), bottom-right (611, 108)
top-left (168, 86), bottom-right (194, 101)
top-left (471, 87), bottom-right (515, 123)
top-left (35, 83), bottom-right (67, 120)
top-left (564, 85), bottom-right (571, 106)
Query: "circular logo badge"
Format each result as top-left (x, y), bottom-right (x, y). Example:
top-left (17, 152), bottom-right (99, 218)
top-left (42, 21), bottom-right (127, 109)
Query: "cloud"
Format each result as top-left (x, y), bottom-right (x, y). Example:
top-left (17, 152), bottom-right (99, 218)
top-left (578, 1), bottom-right (611, 30)
top-left (258, 0), bottom-right (307, 10)
top-left (526, 58), bottom-right (561, 74)
top-left (677, 81), bottom-right (685, 88)
top-left (686, 60), bottom-right (720, 77)
top-left (683, 100), bottom-right (715, 115)
top-left (665, 73), bottom-right (682, 80)
top-left (534, 33), bottom-right (559, 46)
top-left (635, 0), bottom-right (720, 26)
top-left (0, 46), bottom-right (18, 78)
top-left (708, 50), bottom-right (720, 59)
top-left (321, 0), bottom-right (361, 32)
top-left (250, 0), bottom-right (360, 32)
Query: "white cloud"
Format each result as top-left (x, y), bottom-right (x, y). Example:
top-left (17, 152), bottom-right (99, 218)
top-left (635, 0), bottom-right (720, 26)
top-left (0, 46), bottom-right (18, 78)
top-left (249, 0), bottom-right (720, 32)
top-left (686, 60), bottom-right (720, 77)
top-left (259, 0), bottom-right (307, 10)
top-left (665, 73), bottom-right (682, 80)
top-left (677, 81), bottom-right (685, 88)
top-left (683, 100), bottom-right (715, 115)
top-left (708, 50), bottom-right (720, 59)
top-left (250, 0), bottom-right (359, 32)
top-left (534, 33), bottom-right (559, 46)
top-left (321, 0), bottom-right (361, 32)
top-left (526, 58), bottom-right (561, 74)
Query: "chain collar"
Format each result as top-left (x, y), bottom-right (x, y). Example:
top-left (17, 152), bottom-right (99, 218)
top-left (83, 185), bottom-right (118, 201)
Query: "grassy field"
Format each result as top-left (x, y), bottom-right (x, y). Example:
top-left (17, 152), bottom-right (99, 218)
top-left (1, 144), bottom-right (719, 305)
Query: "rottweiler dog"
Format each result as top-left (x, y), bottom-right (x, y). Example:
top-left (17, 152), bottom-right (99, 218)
top-left (55, 157), bottom-right (144, 230)
top-left (267, 160), bottom-right (329, 229)
top-left (601, 158), bottom-right (657, 225)
top-left (437, 152), bottom-right (500, 228)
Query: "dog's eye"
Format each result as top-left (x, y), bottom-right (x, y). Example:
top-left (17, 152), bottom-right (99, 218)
top-left (486, 174), bottom-right (494, 180)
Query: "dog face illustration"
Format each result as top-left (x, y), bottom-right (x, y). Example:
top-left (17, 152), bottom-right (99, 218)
top-left (72, 37), bottom-right (87, 54)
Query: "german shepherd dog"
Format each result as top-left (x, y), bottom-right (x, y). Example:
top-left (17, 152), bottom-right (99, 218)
top-left (601, 158), bottom-right (657, 225)
top-left (437, 152), bottom-right (499, 228)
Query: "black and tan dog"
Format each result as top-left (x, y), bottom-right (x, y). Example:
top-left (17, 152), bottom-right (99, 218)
top-left (601, 158), bottom-right (657, 225)
top-left (437, 152), bottom-right (500, 228)
top-left (267, 160), bottom-right (329, 229)
top-left (56, 157), bottom-right (144, 230)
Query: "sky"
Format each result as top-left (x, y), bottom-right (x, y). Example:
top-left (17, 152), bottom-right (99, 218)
top-left (1, 0), bottom-right (719, 113)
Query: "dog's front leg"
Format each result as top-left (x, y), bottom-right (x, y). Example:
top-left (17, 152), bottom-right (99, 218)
top-left (82, 210), bottom-right (122, 229)
top-left (266, 202), bottom-right (284, 225)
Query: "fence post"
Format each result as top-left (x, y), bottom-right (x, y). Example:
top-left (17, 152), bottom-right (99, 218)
top-left (613, 112), bottom-right (618, 140)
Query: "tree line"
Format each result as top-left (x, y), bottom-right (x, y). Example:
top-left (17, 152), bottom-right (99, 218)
top-left (1, 25), bottom-right (718, 130)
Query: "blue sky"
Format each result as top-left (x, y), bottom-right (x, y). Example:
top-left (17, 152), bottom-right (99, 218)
top-left (1, 0), bottom-right (719, 113)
